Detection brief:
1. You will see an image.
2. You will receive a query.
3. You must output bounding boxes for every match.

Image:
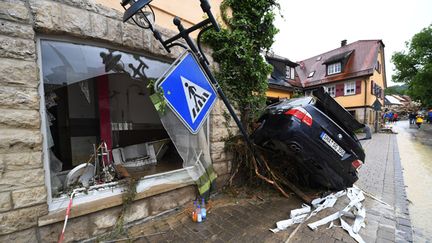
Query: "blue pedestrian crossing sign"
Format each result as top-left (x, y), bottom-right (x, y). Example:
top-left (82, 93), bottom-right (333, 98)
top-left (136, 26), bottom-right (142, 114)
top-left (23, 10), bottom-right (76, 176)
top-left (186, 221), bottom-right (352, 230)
top-left (157, 51), bottom-right (217, 134)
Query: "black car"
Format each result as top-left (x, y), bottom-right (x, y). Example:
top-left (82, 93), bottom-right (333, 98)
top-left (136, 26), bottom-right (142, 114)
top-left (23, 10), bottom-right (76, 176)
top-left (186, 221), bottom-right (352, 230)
top-left (252, 88), bottom-right (365, 190)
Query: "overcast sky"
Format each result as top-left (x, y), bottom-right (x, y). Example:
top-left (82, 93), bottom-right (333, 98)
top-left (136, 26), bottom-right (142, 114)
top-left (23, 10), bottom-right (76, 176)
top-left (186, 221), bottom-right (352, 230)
top-left (272, 0), bottom-right (432, 86)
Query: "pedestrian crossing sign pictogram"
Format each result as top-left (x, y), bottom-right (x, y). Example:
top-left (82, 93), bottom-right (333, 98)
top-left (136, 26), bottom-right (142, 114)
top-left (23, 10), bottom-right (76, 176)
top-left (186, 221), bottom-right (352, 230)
top-left (157, 51), bottom-right (217, 134)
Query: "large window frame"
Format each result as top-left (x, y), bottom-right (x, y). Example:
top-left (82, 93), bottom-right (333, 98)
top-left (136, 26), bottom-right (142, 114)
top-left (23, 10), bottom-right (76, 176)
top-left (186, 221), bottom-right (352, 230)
top-left (344, 81), bottom-right (356, 95)
top-left (327, 62), bottom-right (342, 75)
top-left (326, 85), bottom-right (336, 97)
top-left (37, 37), bottom-right (203, 213)
top-left (285, 66), bottom-right (295, 80)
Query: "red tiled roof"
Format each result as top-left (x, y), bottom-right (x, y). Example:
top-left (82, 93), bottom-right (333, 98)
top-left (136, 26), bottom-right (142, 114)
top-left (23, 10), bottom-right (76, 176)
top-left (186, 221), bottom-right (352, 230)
top-left (295, 40), bottom-right (384, 87)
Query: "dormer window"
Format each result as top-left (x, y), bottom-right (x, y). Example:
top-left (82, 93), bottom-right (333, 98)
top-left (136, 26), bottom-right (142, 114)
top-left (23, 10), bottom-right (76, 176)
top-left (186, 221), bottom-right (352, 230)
top-left (327, 62), bottom-right (341, 75)
top-left (308, 71), bottom-right (315, 78)
top-left (285, 66), bottom-right (295, 80)
top-left (323, 50), bottom-right (353, 76)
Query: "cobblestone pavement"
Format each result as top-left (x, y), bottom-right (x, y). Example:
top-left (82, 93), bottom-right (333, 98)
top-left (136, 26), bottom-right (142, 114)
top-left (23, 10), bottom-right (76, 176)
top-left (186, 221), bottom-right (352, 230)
top-left (105, 133), bottom-right (412, 243)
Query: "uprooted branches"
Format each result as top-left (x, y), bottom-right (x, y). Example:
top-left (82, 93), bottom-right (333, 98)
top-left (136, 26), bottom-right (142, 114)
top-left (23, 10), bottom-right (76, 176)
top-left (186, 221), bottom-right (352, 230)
top-left (225, 135), bottom-right (307, 199)
top-left (226, 136), bottom-right (318, 203)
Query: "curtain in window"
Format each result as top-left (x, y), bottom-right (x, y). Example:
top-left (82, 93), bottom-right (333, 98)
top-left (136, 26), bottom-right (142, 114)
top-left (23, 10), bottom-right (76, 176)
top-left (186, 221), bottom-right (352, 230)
top-left (151, 94), bottom-right (216, 198)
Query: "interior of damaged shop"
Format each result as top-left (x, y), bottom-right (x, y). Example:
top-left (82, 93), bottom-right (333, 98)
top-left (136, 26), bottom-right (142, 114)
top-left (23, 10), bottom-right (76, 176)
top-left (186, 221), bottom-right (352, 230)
top-left (40, 39), bottom-right (198, 204)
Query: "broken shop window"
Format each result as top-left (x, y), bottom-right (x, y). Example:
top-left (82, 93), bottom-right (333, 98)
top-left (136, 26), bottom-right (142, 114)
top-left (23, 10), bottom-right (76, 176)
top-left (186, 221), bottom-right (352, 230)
top-left (40, 40), bottom-right (198, 203)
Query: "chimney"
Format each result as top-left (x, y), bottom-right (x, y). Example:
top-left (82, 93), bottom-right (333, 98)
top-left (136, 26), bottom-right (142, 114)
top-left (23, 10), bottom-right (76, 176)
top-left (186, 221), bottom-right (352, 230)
top-left (341, 39), bottom-right (347, 47)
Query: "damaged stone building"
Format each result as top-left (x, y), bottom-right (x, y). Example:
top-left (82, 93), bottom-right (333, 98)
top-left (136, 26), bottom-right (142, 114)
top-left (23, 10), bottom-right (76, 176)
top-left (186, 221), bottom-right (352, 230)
top-left (0, 0), bottom-right (234, 241)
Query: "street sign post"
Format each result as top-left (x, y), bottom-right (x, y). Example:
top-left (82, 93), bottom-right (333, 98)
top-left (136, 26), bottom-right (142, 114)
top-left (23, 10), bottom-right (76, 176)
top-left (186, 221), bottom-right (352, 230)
top-left (372, 98), bottom-right (382, 132)
top-left (372, 98), bottom-right (382, 111)
top-left (157, 51), bottom-right (217, 134)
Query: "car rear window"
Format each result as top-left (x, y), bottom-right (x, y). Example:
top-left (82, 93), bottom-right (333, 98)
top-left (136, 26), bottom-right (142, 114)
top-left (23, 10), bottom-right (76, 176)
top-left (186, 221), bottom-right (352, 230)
top-left (267, 97), bottom-right (314, 112)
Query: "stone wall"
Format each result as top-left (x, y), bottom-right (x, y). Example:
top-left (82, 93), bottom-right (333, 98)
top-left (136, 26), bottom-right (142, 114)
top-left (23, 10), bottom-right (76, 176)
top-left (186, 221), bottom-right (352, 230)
top-left (0, 0), bottom-right (48, 240)
top-left (0, 0), bottom-right (232, 241)
top-left (210, 100), bottom-right (238, 186)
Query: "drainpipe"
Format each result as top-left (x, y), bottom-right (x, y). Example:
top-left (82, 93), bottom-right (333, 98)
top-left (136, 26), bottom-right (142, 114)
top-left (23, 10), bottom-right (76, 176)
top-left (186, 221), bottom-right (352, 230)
top-left (363, 79), bottom-right (367, 124)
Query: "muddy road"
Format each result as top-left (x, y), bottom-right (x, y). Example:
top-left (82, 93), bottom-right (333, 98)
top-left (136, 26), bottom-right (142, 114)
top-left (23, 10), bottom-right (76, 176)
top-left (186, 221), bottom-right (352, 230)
top-left (394, 120), bottom-right (432, 241)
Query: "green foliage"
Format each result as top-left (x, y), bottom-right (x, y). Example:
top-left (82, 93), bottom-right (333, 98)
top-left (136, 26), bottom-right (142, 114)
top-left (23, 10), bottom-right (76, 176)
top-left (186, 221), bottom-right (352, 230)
top-left (203, 0), bottom-right (279, 129)
top-left (97, 178), bottom-right (138, 242)
top-left (147, 78), bottom-right (168, 115)
top-left (384, 84), bottom-right (407, 95)
top-left (291, 91), bottom-right (305, 98)
top-left (392, 24), bottom-right (432, 107)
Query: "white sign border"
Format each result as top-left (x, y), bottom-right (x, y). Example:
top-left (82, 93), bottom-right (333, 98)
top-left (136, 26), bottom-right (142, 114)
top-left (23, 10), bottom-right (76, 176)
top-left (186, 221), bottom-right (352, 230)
top-left (155, 50), bottom-right (218, 134)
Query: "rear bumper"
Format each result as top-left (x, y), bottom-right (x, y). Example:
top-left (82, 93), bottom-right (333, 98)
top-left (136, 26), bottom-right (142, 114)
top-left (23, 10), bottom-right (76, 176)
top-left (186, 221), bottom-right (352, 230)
top-left (286, 125), bottom-right (358, 188)
top-left (253, 118), bottom-right (361, 190)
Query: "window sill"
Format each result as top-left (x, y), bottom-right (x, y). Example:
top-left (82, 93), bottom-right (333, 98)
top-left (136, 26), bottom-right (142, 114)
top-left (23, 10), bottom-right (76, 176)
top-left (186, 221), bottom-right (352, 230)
top-left (38, 167), bottom-right (195, 226)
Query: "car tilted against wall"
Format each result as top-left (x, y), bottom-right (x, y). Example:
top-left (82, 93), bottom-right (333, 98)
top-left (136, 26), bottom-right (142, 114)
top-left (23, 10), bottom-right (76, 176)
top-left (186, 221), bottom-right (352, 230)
top-left (252, 88), bottom-right (366, 190)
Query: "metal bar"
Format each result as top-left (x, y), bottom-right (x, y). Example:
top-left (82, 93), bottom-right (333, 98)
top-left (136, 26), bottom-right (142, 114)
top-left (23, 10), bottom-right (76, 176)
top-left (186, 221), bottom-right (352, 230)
top-left (172, 18), bottom-right (255, 149)
top-left (166, 42), bottom-right (188, 50)
top-left (199, 0), bottom-right (220, 31)
top-left (163, 19), bottom-right (211, 46)
top-left (197, 25), bottom-right (212, 65)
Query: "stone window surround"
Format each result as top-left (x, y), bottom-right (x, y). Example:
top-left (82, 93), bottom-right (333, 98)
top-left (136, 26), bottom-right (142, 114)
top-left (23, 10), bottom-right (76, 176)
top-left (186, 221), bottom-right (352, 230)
top-left (36, 36), bottom-right (203, 223)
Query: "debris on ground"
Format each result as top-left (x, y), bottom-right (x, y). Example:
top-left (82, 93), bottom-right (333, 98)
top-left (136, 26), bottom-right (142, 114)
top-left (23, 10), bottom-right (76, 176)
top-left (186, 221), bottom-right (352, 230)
top-left (380, 123), bottom-right (398, 134)
top-left (270, 186), bottom-right (367, 243)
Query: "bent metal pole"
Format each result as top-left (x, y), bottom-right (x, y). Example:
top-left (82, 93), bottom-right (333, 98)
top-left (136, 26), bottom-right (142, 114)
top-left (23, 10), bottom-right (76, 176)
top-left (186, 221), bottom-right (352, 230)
top-left (121, 0), bottom-right (255, 151)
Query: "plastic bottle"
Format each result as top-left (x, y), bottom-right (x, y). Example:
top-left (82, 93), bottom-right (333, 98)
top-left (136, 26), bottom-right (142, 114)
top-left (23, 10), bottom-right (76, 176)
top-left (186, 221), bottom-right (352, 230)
top-left (197, 204), bottom-right (202, 223)
top-left (201, 198), bottom-right (207, 220)
top-left (192, 200), bottom-right (197, 222)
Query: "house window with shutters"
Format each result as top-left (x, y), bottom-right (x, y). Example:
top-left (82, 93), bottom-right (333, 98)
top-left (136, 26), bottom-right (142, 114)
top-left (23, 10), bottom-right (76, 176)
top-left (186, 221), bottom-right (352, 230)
top-left (325, 85), bottom-right (336, 97)
top-left (375, 61), bottom-right (381, 73)
top-left (344, 81), bottom-right (356, 95)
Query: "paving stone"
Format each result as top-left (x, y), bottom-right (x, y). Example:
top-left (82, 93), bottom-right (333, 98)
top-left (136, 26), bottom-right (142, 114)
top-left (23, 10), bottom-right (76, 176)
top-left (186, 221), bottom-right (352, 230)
top-left (361, 235), bottom-right (375, 243)
top-left (396, 217), bottom-right (411, 227)
top-left (377, 228), bottom-right (395, 241)
top-left (333, 230), bottom-right (345, 241)
top-left (88, 134), bottom-right (413, 242)
top-left (376, 237), bottom-right (394, 243)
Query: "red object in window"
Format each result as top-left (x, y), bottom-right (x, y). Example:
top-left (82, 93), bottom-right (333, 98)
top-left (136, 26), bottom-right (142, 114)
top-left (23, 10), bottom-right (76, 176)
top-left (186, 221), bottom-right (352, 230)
top-left (335, 83), bottom-right (344, 97)
top-left (285, 107), bottom-right (313, 126)
top-left (97, 75), bottom-right (112, 163)
top-left (355, 80), bottom-right (362, 94)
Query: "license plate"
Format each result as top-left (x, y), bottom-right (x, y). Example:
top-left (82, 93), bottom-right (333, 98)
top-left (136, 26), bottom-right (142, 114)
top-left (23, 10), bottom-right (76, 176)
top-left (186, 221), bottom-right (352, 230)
top-left (320, 132), bottom-right (346, 157)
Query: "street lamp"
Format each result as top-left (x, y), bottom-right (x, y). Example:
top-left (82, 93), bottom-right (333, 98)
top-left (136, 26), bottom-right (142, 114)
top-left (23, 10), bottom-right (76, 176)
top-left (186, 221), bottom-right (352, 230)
top-left (121, 0), bottom-right (255, 151)
top-left (122, 0), bottom-right (156, 33)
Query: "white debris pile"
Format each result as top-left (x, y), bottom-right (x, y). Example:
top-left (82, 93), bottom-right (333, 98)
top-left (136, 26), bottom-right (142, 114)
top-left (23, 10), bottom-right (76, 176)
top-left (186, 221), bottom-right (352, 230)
top-left (270, 186), bottom-right (366, 243)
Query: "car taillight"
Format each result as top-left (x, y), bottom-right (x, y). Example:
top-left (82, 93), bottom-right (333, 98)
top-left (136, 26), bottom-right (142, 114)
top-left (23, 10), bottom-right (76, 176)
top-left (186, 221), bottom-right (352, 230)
top-left (285, 107), bottom-right (313, 127)
top-left (352, 159), bottom-right (363, 170)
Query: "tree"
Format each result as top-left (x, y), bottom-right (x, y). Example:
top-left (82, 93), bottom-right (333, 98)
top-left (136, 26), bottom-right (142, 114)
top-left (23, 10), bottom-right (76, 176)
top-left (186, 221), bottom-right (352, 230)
top-left (203, 0), bottom-right (279, 130)
top-left (384, 84), bottom-right (407, 95)
top-left (392, 24), bottom-right (432, 108)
